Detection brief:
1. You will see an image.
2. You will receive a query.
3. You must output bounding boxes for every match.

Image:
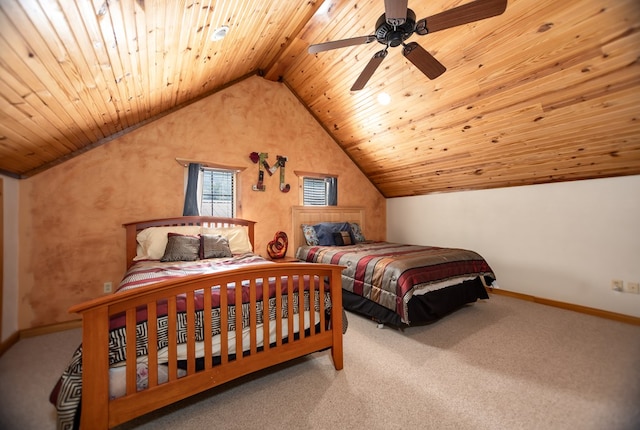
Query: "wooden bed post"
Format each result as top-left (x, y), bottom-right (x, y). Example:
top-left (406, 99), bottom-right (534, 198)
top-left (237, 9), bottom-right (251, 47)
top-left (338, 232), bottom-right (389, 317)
top-left (124, 223), bottom-right (138, 269)
top-left (77, 307), bottom-right (110, 429)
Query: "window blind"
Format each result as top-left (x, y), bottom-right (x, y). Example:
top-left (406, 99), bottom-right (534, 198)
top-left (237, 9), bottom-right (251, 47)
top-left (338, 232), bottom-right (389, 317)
top-left (201, 168), bottom-right (235, 217)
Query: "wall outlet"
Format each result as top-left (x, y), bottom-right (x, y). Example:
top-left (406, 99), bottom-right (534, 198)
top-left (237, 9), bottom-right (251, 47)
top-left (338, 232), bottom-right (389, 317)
top-left (611, 279), bottom-right (624, 292)
top-left (103, 281), bottom-right (113, 293)
top-left (625, 282), bottom-right (639, 294)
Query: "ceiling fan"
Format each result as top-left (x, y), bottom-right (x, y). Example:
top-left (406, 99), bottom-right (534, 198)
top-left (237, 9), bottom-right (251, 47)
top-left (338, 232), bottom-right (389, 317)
top-left (308, 0), bottom-right (508, 91)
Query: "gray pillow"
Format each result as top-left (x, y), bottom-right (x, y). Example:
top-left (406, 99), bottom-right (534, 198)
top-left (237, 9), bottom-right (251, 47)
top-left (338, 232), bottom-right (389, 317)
top-left (160, 234), bottom-right (200, 262)
top-left (200, 234), bottom-right (233, 259)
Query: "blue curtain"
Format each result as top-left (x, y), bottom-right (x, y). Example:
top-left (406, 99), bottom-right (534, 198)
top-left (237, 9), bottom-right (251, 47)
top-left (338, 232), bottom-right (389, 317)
top-left (183, 163), bottom-right (201, 216)
top-left (327, 177), bottom-right (338, 206)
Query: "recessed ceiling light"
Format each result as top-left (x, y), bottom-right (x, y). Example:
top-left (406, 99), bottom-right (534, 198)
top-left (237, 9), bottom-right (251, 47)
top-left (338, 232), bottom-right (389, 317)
top-left (211, 26), bottom-right (229, 42)
top-left (377, 92), bottom-right (391, 105)
top-left (317, 2), bottom-right (331, 15)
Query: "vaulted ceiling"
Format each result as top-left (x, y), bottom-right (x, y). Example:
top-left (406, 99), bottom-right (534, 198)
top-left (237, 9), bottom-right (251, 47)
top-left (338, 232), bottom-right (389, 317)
top-left (1, 0), bottom-right (639, 197)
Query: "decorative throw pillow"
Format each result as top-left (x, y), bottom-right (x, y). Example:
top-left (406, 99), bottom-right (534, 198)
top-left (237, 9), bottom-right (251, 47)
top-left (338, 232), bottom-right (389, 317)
top-left (333, 231), bottom-right (353, 246)
top-left (135, 226), bottom-right (201, 260)
top-left (160, 233), bottom-right (200, 262)
top-left (301, 224), bottom-right (319, 246)
top-left (201, 226), bottom-right (253, 254)
top-left (350, 223), bottom-right (366, 243)
top-left (313, 222), bottom-right (354, 246)
top-left (200, 234), bottom-right (233, 259)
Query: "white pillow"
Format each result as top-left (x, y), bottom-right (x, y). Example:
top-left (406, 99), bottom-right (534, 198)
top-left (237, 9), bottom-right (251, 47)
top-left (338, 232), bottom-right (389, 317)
top-left (201, 226), bottom-right (253, 254)
top-left (135, 226), bottom-right (201, 260)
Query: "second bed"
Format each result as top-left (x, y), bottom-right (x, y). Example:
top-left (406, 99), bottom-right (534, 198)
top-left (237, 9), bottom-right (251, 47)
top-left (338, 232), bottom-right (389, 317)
top-left (292, 206), bottom-right (495, 326)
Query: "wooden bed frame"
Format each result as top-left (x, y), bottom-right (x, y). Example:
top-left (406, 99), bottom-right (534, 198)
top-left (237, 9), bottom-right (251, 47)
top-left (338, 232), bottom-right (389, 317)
top-left (69, 216), bottom-right (344, 429)
top-left (124, 216), bottom-right (257, 268)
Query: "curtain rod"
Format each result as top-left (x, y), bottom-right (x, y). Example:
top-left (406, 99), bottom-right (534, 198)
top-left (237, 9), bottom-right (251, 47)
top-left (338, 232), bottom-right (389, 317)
top-left (175, 158), bottom-right (246, 172)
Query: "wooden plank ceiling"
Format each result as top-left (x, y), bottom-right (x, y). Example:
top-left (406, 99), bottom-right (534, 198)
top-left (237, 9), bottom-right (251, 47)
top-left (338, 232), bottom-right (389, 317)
top-left (1, 0), bottom-right (639, 197)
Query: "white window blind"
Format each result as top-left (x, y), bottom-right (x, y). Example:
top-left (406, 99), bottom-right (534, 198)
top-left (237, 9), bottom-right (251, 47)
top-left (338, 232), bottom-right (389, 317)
top-left (200, 168), bottom-right (235, 217)
top-left (303, 177), bottom-right (337, 206)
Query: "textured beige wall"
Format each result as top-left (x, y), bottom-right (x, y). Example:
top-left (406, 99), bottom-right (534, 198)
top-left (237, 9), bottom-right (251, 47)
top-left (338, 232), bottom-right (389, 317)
top-left (18, 76), bottom-right (386, 329)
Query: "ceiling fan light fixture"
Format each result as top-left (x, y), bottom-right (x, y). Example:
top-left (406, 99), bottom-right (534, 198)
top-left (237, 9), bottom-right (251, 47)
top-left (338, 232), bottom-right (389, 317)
top-left (211, 26), bottom-right (229, 42)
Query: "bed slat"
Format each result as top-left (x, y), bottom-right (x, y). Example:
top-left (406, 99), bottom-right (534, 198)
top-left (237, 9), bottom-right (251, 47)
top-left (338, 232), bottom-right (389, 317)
top-left (147, 302), bottom-right (159, 387)
top-left (275, 276), bottom-right (283, 347)
top-left (186, 291), bottom-right (196, 375)
top-left (309, 275), bottom-right (316, 333)
top-left (167, 296), bottom-right (177, 381)
top-left (235, 277), bottom-right (243, 362)
top-left (249, 278), bottom-right (258, 355)
top-left (287, 276), bottom-right (294, 343)
top-left (220, 283), bottom-right (229, 366)
top-left (298, 279), bottom-right (305, 341)
top-left (203, 287), bottom-right (213, 371)
top-left (125, 309), bottom-right (137, 395)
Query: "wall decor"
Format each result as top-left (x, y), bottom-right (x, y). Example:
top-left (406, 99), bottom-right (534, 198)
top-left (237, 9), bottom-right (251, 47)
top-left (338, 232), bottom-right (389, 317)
top-left (267, 231), bottom-right (288, 259)
top-left (276, 155), bottom-right (290, 193)
top-left (249, 152), bottom-right (290, 192)
top-left (249, 152), bottom-right (267, 191)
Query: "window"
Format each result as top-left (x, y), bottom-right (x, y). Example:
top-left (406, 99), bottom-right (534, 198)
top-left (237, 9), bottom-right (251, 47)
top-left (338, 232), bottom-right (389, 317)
top-left (302, 177), bottom-right (337, 206)
top-left (200, 168), bottom-right (236, 217)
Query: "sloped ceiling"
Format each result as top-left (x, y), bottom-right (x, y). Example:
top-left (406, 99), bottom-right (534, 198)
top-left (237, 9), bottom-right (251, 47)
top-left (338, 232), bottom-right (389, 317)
top-left (1, 0), bottom-right (639, 197)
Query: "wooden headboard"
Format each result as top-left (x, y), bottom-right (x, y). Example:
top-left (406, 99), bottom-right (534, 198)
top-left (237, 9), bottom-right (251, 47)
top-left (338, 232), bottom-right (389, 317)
top-left (291, 206), bottom-right (365, 251)
top-left (123, 216), bottom-right (256, 268)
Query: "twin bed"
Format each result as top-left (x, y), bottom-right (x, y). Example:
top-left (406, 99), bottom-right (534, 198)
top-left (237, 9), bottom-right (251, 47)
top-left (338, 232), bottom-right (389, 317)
top-left (51, 209), bottom-right (495, 429)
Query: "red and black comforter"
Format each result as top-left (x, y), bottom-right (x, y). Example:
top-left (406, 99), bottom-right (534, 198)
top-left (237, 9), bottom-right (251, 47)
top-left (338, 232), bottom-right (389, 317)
top-left (296, 241), bottom-right (495, 325)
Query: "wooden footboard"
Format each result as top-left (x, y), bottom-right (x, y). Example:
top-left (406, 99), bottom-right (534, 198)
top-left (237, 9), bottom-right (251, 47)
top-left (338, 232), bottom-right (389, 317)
top-left (70, 262), bottom-right (344, 429)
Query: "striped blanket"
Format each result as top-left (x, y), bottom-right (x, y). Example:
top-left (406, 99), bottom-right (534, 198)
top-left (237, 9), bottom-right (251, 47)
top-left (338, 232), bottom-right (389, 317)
top-left (116, 253), bottom-right (270, 292)
top-left (296, 241), bottom-right (495, 324)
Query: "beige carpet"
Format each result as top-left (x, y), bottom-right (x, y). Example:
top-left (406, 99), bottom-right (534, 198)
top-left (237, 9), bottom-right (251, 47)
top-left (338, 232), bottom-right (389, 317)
top-left (1, 294), bottom-right (639, 430)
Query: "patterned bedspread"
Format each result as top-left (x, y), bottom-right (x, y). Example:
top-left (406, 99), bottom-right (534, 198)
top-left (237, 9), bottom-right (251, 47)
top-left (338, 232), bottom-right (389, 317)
top-left (296, 242), bottom-right (495, 324)
top-left (51, 254), bottom-right (331, 430)
top-left (115, 253), bottom-right (270, 293)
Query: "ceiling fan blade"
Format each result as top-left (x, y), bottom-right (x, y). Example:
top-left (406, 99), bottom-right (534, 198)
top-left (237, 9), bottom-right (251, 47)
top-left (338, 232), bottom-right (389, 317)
top-left (403, 42), bottom-right (446, 80)
top-left (308, 35), bottom-right (377, 54)
top-left (384, 0), bottom-right (408, 26)
top-left (418, 0), bottom-right (507, 34)
top-left (351, 50), bottom-right (388, 91)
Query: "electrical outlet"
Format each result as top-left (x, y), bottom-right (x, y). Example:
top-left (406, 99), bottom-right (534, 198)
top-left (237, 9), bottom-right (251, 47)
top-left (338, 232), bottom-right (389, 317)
top-left (611, 279), bottom-right (624, 292)
top-left (626, 282), bottom-right (640, 294)
top-left (103, 281), bottom-right (113, 293)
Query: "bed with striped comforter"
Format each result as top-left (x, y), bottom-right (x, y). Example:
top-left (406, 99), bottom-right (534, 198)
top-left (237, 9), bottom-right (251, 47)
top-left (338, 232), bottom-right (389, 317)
top-left (296, 241), bottom-right (495, 326)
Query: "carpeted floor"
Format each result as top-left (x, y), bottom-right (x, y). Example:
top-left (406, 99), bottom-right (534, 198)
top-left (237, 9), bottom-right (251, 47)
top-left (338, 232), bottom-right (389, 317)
top-left (1, 293), bottom-right (639, 430)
